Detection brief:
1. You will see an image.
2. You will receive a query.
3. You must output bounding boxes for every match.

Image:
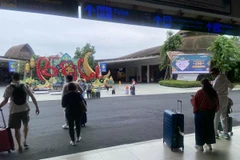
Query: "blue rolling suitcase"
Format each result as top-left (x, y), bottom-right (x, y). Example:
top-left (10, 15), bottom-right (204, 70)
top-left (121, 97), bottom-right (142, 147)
top-left (163, 100), bottom-right (184, 151)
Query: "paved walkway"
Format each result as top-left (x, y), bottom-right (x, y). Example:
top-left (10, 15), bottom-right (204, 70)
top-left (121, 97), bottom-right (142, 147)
top-left (1, 83), bottom-right (240, 160)
top-left (41, 127), bottom-right (240, 160)
top-left (0, 83), bottom-right (239, 102)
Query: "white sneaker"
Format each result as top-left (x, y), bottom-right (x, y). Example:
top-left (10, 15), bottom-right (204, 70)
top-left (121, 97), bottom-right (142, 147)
top-left (222, 133), bottom-right (230, 139)
top-left (195, 145), bottom-right (204, 151)
top-left (62, 124), bottom-right (69, 129)
top-left (206, 144), bottom-right (212, 150)
top-left (77, 136), bottom-right (82, 142)
top-left (70, 141), bottom-right (76, 146)
top-left (23, 141), bottom-right (29, 149)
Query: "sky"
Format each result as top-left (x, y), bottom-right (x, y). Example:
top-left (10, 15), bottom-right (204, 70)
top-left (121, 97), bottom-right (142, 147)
top-left (0, 7), bottom-right (178, 59)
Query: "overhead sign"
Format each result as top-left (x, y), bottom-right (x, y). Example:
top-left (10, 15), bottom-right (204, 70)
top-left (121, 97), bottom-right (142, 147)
top-left (137, 0), bottom-right (231, 14)
top-left (172, 54), bottom-right (211, 74)
top-left (100, 63), bottom-right (107, 72)
top-left (8, 61), bottom-right (17, 72)
top-left (81, 3), bottom-right (239, 36)
top-left (0, 0), bottom-right (79, 18)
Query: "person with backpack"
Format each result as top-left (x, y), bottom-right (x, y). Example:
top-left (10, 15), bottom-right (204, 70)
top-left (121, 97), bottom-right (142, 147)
top-left (0, 72), bottom-right (40, 153)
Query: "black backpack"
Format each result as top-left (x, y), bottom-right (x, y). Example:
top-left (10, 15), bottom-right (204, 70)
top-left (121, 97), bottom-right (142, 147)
top-left (11, 84), bottom-right (27, 105)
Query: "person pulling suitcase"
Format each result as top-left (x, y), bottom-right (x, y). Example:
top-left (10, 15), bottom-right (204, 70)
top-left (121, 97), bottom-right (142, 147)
top-left (0, 73), bottom-right (40, 153)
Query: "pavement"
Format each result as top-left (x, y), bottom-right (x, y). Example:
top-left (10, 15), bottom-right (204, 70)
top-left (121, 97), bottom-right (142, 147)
top-left (41, 127), bottom-right (240, 160)
top-left (0, 83), bottom-right (240, 160)
top-left (0, 83), bottom-right (239, 102)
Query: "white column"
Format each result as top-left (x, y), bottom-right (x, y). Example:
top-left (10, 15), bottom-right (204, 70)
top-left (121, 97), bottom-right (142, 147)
top-left (147, 65), bottom-right (150, 83)
top-left (125, 68), bottom-right (128, 82)
top-left (137, 66), bottom-right (142, 82)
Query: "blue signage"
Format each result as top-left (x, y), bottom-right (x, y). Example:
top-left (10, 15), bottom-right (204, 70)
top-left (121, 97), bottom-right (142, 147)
top-left (172, 54), bottom-right (211, 74)
top-left (8, 61), bottom-right (17, 72)
top-left (81, 3), bottom-right (240, 36)
top-left (100, 63), bottom-right (107, 73)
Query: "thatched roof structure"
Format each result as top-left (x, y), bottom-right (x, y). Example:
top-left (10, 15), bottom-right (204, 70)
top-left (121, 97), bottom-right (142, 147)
top-left (177, 31), bottom-right (218, 53)
top-left (4, 43), bottom-right (35, 60)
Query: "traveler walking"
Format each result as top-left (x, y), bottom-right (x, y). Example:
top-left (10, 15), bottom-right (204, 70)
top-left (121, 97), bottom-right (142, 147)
top-left (79, 79), bottom-right (87, 98)
top-left (0, 72), bottom-right (40, 153)
top-left (62, 75), bottom-right (83, 129)
top-left (210, 68), bottom-right (234, 139)
top-left (62, 82), bottom-right (87, 146)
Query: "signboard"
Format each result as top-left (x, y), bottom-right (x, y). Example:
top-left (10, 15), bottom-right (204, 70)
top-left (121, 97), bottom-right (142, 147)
top-left (8, 61), bottom-right (17, 72)
top-left (172, 54), bottom-right (211, 74)
top-left (81, 3), bottom-right (239, 36)
top-left (137, 0), bottom-right (231, 14)
top-left (100, 63), bottom-right (107, 72)
top-left (0, 0), bottom-right (78, 18)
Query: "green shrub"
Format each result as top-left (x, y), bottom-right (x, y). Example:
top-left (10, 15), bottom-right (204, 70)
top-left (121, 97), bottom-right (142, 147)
top-left (159, 80), bottom-right (201, 88)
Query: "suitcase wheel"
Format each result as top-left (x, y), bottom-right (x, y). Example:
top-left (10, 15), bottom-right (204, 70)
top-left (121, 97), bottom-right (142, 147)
top-left (8, 150), bottom-right (11, 154)
top-left (230, 132), bottom-right (233, 136)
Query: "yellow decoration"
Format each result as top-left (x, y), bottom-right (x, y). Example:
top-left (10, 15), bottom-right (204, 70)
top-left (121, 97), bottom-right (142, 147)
top-left (83, 52), bottom-right (95, 76)
top-left (30, 58), bottom-right (35, 68)
top-left (25, 63), bottom-right (30, 73)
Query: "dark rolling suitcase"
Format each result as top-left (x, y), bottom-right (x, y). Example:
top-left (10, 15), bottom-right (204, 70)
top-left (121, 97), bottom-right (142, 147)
top-left (163, 100), bottom-right (184, 151)
top-left (81, 112), bottom-right (87, 127)
top-left (96, 92), bottom-right (101, 98)
top-left (81, 96), bottom-right (87, 127)
top-left (218, 117), bottom-right (233, 136)
top-left (0, 109), bottom-right (14, 153)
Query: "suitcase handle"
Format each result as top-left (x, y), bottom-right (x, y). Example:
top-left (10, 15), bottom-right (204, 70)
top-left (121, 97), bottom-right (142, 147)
top-left (0, 108), bottom-right (6, 128)
top-left (177, 100), bottom-right (182, 113)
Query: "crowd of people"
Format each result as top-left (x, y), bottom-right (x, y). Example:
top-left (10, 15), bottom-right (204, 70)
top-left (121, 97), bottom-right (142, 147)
top-left (0, 67), bottom-right (235, 153)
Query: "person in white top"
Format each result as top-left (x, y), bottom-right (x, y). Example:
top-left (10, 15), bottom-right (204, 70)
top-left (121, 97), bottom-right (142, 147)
top-left (0, 72), bottom-right (39, 153)
top-left (210, 68), bottom-right (234, 139)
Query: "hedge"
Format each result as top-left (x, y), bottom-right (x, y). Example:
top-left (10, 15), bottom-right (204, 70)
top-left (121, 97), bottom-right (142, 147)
top-left (159, 80), bottom-right (201, 88)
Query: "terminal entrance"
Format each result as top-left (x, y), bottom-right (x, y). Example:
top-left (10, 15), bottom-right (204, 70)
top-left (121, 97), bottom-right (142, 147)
top-left (1, 1), bottom-right (240, 159)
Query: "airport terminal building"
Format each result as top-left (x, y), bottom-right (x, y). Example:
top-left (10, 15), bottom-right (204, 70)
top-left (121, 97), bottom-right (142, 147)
top-left (97, 31), bottom-right (217, 83)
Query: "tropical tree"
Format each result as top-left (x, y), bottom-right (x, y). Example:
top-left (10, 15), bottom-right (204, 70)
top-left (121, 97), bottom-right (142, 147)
top-left (208, 35), bottom-right (240, 73)
top-left (159, 30), bottom-right (183, 80)
top-left (74, 43), bottom-right (96, 69)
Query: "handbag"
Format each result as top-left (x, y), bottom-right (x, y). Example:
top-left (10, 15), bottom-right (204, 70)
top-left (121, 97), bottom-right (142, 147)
top-left (79, 94), bottom-right (87, 112)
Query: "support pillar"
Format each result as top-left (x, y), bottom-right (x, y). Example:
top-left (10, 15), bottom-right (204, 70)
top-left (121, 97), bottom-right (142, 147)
top-left (147, 65), bottom-right (150, 83)
top-left (137, 66), bottom-right (142, 82)
top-left (125, 68), bottom-right (128, 82)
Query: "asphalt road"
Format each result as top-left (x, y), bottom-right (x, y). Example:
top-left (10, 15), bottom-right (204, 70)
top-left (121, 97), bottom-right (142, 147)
top-left (1, 91), bottom-right (240, 160)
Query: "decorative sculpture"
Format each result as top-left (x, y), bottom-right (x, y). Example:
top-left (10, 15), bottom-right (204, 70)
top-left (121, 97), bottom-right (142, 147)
top-left (31, 52), bottom-right (111, 89)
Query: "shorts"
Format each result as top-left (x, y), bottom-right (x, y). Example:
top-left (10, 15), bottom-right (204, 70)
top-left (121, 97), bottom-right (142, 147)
top-left (8, 111), bottom-right (30, 129)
